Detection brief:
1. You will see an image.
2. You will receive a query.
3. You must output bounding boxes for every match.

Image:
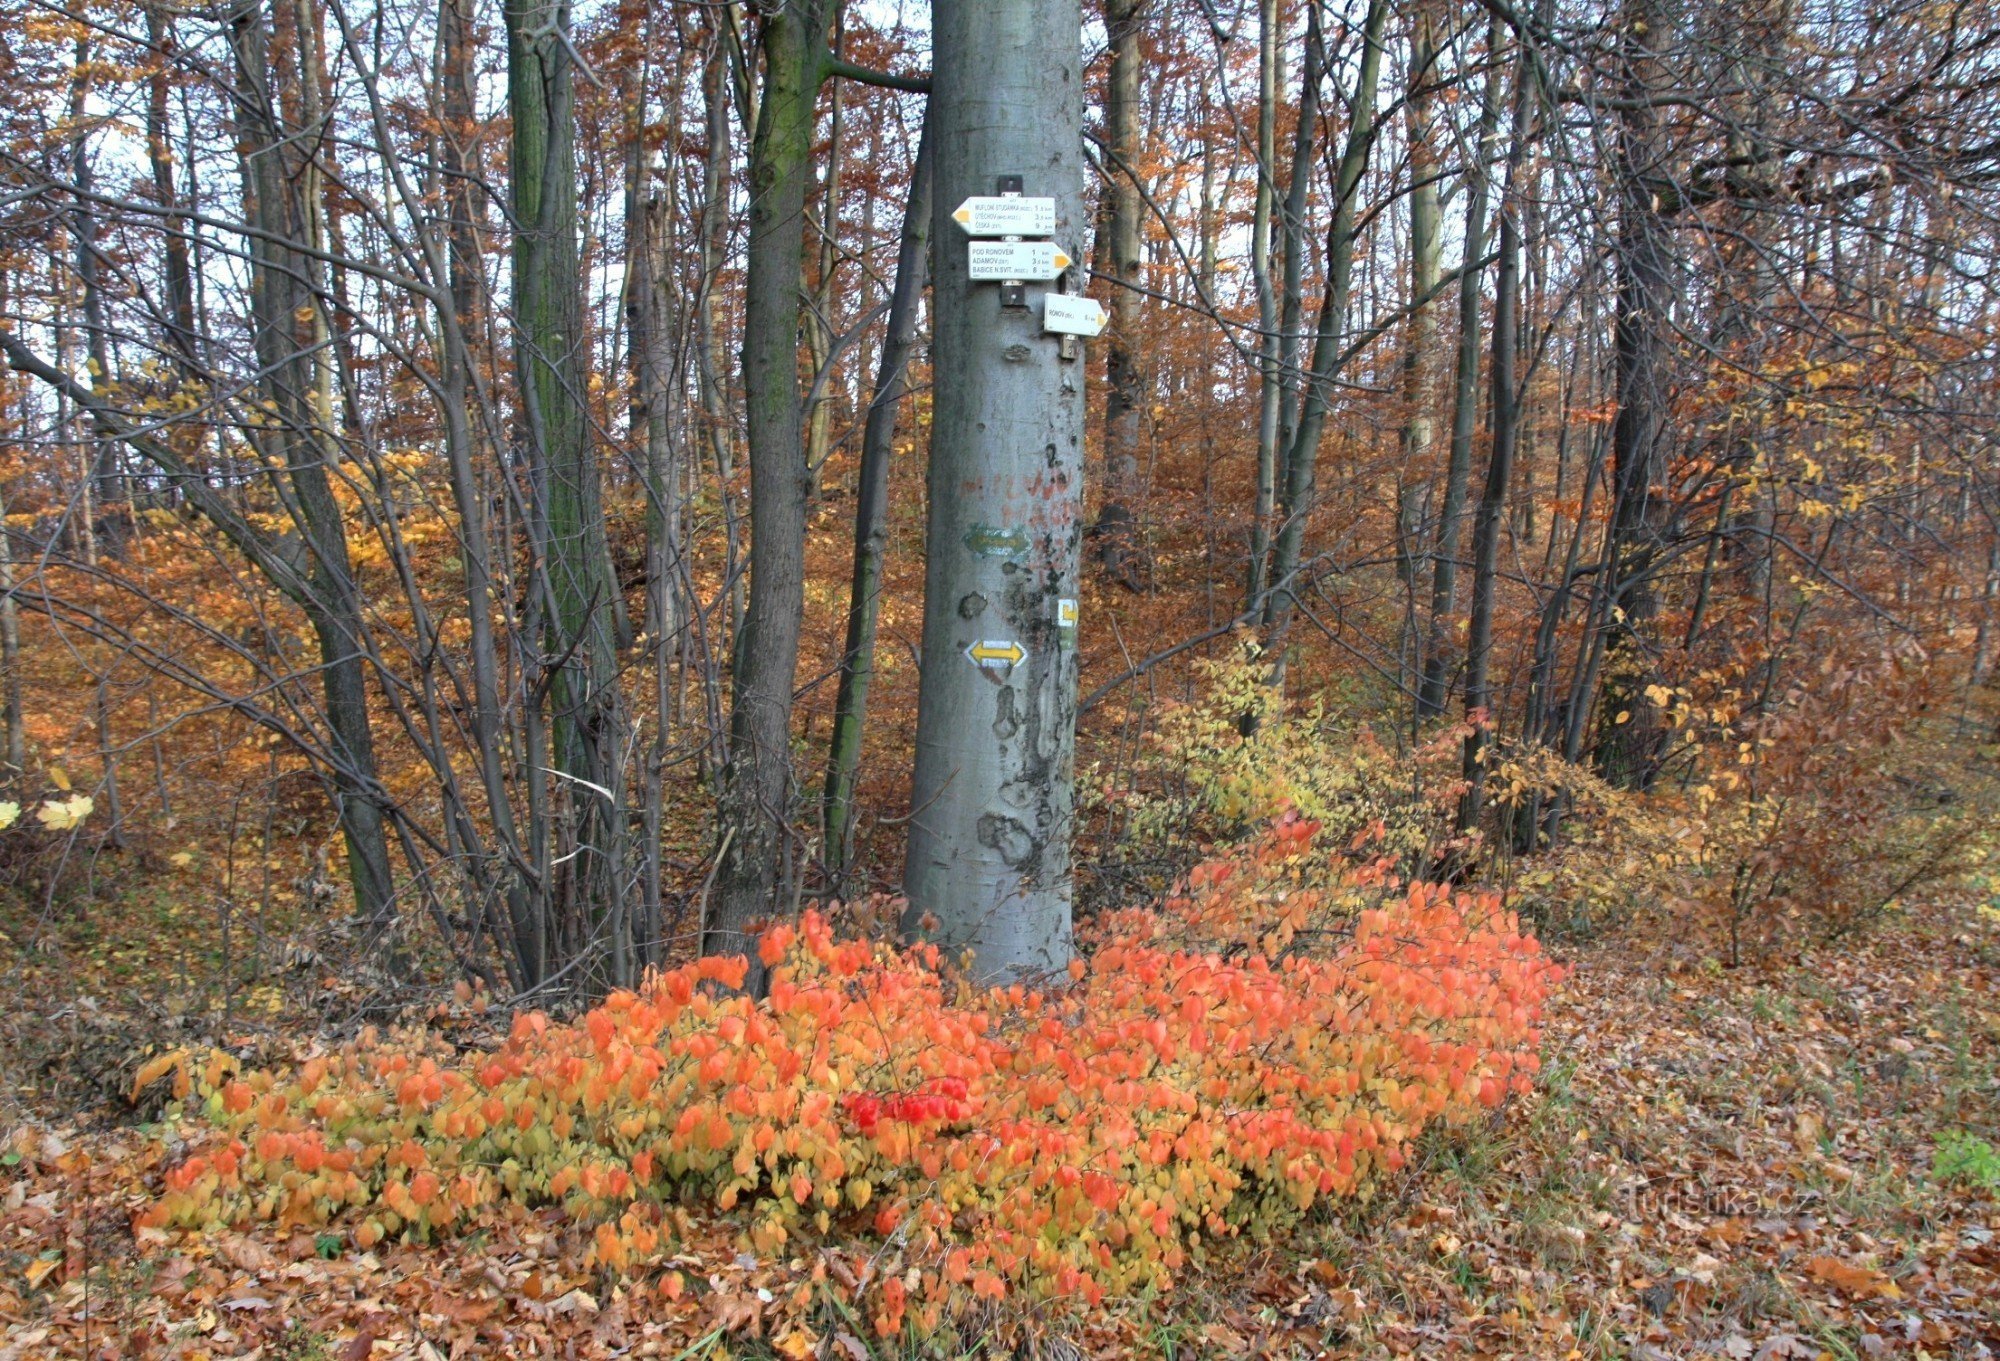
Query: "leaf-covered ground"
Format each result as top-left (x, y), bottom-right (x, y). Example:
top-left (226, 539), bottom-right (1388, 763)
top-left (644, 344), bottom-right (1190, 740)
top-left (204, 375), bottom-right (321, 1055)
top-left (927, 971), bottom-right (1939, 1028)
top-left (3, 905), bottom-right (1997, 1360)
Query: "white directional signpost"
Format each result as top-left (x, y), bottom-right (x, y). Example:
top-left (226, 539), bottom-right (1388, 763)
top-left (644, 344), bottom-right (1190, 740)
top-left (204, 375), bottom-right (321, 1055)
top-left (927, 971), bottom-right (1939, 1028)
top-left (967, 241), bottom-right (1073, 282)
top-left (1041, 292), bottom-right (1108, 337)
top-left (952, 195), bottom-right (1058, 237)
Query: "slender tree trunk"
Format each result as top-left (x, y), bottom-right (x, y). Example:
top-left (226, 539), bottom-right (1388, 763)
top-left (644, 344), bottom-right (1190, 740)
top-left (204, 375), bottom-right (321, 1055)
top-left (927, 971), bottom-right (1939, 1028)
top-left (438, 0), bottom-right (483, 332)
top-left (1417, 29), bottom-right (1503, 719)
top-left (1395, 1), bottom-right (1443, 665)
top-left (824, 110), bottom-right (932, 883)
top-left (708, 0), bottom-right (834, 984)
top-left (805, 19), bottom-right (844, 482)
top-left (697, 36), bottom-right (744, 662)
top-left (1596, 0), bottom-right (1677, 789)
top-left (228, 0), bottom-right (397, 937)
top-left (1095, 0), bottom-right (1147, 591)
top-left (904, 0), bottom-right (1086, 981)
top-left (1245, 0), bottom-right (1281, 607)
top-left (69, 38), bottom-right (121, 521)
top-left (1460, 44), bottom-right (1533, 830)
top-left (505, 0), bottom-right (631, 986)
top-left (624, 54), bottom-right (682, 656)
top-left (1270, 4), bottom-right (1323, 492)
top-left (146, 6), bottom-right (200, 376)
top-left (0, 481), bottom-right (24, 787)
top-left (1262, 0), bottom-right (1388, 641)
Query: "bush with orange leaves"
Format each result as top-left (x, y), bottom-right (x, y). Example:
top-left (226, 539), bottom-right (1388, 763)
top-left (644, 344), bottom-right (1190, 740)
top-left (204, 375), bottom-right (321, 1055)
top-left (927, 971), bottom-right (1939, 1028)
top-left (136, 818), bottom-right (1560, 1333)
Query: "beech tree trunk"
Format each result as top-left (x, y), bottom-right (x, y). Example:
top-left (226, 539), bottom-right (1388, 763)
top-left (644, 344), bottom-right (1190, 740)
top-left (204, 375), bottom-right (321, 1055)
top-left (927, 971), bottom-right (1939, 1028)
top-left (903, 0), bottom-right (1086, 982)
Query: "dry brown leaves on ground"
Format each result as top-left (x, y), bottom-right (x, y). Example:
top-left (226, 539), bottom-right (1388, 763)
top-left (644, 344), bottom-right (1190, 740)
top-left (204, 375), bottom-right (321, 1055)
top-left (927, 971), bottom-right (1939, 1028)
top-left (2, 905), bottom-right (1997, 1359)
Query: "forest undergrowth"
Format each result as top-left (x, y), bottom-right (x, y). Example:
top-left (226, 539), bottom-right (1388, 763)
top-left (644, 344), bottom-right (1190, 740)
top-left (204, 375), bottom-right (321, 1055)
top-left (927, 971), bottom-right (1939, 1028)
top-left (1, 655), bottom-right (1997, 1359)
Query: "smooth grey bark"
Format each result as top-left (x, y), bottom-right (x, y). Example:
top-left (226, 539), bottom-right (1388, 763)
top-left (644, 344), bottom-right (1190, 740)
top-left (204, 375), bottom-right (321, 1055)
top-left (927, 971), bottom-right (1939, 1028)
top-left (824, 110), bottom-right (933, 883)
top-left (1261, 0), bottom-right (1389, 640)
top-left (1417, 30), bottom-right (1504, 720)
top-left (1095, 0), bottom-right (1147, 591)
top-left (903, 0), bottom-right (1086, 982)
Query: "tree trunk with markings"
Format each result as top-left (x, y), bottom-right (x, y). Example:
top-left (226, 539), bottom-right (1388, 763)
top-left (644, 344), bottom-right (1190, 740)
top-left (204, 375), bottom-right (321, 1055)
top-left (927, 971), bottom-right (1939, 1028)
top-left (903, 0), bottom-right (1086, 981)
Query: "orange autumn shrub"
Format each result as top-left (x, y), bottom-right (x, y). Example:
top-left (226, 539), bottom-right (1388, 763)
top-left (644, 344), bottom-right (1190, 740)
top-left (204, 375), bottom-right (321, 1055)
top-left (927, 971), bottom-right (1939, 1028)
top-left (137, 821), bottom-right (1561, 1331)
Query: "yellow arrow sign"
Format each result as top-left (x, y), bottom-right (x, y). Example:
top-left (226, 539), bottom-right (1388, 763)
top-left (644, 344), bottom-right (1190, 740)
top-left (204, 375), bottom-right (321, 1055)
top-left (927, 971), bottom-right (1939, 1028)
top-left (965, 639), bottom-right (1026, 668)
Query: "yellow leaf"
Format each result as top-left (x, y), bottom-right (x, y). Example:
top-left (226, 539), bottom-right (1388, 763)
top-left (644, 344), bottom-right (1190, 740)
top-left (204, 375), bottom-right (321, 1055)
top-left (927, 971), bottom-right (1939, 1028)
top-left (773, 1329), bottom-right (818, 1360)
top-left (35, 795), bottom-right (94, 832)
top-left (47, 766), bottom-right (70, 792)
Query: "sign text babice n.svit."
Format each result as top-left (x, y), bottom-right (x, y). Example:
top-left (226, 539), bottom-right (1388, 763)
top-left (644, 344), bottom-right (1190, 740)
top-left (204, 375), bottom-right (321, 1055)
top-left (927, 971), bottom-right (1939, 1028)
top-left (968, 241), bottom-right (1072, 282)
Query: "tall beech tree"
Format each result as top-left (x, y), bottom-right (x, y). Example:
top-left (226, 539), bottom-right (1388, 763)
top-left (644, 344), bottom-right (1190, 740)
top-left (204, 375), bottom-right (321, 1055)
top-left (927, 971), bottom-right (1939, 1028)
top-left (903, 0), bottom-right (1088, 981)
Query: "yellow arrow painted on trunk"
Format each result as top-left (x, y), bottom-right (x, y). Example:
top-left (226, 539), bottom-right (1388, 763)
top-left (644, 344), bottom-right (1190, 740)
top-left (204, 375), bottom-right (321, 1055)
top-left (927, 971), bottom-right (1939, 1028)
top-left (966, 640), bottom-right (1025, 666)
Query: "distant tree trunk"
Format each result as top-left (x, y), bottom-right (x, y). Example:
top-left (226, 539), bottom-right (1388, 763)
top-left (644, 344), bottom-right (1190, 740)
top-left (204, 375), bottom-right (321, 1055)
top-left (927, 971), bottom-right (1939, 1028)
top-left (697, 36), bottom-right (745, 667)
top-left (505, 0), bottom-right (632, 985)
top-left (1262, 0), bottom-right (1388, 642)
top-left (1460, 43), bottom-right (1534, 830)
top-left (1267, 3), bottom-right (1323, 553)
top-left (708, 0), bottom-right (835, 986)
top-left (1395, 1), bottom-right (1443, 662)
top-left (227, 1), bottom-right (397, 938)
top-left (804, 18), bottom-right (844, 482)
top-left (1245, 0), bottom-right (1281, 607)
top-left (0, 480), bottom-right (24, 787)
top-left (438, 0), bottom-right (483, 332)
top-left (824, 111), bottom-right (932, 883)
top-left (145, 6), bottom-right (200, 376)
top-left (1597, 0), bottom-right (1677, 790)
top-left (1417, 28), bottom-right (1503, 720)
top-left (69, 38), bottom-right (121, 520)
top-left (904, 0), bottom-right (1086, 982)
top-left (624, 54), bottom-right (682, 656)
top-left (1095, 0), bottom-right (1147, 591)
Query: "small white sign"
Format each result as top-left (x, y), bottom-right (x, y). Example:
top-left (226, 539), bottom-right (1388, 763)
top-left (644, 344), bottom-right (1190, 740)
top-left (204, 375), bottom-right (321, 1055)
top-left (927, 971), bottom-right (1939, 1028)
top-left (1042, 294), bottom-right (1108, 337)
top-left (968, 241), bottom-right (1072, 282)
top-left (1056, 598), bottom-right (1078, 629)
top-left (952, 195), bottom-right (1057, 237)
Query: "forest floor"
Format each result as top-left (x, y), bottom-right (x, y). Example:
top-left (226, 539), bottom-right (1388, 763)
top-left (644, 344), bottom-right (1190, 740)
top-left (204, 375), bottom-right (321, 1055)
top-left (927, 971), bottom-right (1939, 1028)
top-left (1, 898), bottom-right (1997, 1360)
